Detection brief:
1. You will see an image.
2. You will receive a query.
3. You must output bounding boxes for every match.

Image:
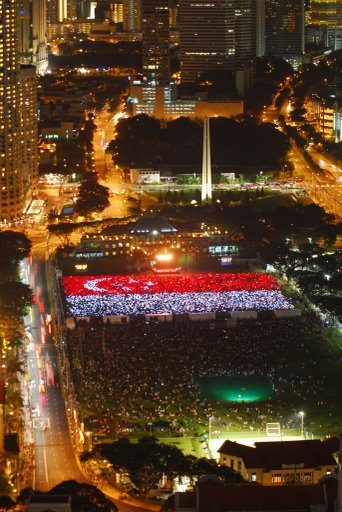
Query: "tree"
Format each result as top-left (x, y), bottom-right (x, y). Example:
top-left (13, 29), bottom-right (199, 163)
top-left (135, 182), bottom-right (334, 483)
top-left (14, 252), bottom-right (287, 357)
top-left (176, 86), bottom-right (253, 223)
top-left (16, 481), bottom-right (118, 512)
top-left (78, 119), bottom-right (97, 152)
top-left (188, 457), bottom-right (243, 483)
top-left (0, 231), bottom-right (31, 270)
top-left (75, 172), bottom-right (110, 217)
top-left (0, 495), bottom-right (14, 509)
top-left (99, 437), bottom-right (243, 496)
top-left (290, 107), bottom-right (306, 122)
top-left (50, 481), bottom-right (118, 512)
top-left (0, 282), bottom-right (33, 316)
top-left (0, 474), bottom-right (12, 497)
top-left (47, 223), bottom-right (77, 248)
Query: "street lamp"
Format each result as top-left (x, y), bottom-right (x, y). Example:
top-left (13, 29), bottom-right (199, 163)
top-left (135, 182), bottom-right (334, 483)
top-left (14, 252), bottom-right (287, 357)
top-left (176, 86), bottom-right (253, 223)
top-left (299, 411), bottom-right (304, 438)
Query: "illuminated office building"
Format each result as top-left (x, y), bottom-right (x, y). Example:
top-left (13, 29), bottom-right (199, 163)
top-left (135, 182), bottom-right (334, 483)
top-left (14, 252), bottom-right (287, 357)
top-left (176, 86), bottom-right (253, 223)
top-left (169, 0), bottom-right (178, 29)
top-left (306, 24), bottom-right (342, 51)
top-left (47, 0), bottom-right (76, 22)
top-left (109, 1), bottom-right (124, 24)
top-left (19, 0), bottom-right (48, 72)
top-left (309, 0), bottom-right (342, 25)
top-left (18, 2), bottom-right (47, 75)
top-left (20, 65), bottom-right (38, 194)
top-left (123, 0), bottom-right (141, 32)
top-left (179, 0), bottom-right (257, 84)
top-left (265, 0), bottom-right (305, 62)
top-left (0, 0), bottom-right (38, 221)
top-left (142, 0), bottom-right (170, 82)
top-left (307, 1), bottom-right (342, 51)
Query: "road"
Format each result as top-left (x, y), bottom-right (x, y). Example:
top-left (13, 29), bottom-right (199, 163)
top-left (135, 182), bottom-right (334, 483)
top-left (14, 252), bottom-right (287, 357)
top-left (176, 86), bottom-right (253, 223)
top-left (90, 106), bottom-right (131, 218)
top-left (307, 146), bottom-right (342, 182)
top-left (290, 143), bottom-right (342, 217)
top-left (23, 252), bottom-right (86, 491)
top-left (22, 248), bottom-right (159, 512)
top-left (264, 92), bottom-right (342, 217)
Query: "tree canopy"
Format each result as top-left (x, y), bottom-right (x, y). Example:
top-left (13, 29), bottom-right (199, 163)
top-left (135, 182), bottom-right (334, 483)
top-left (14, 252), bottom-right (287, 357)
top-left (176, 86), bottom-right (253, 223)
top-left (109, 115), bottom-right (289, 172)
top-left (98, 437), bottom-right (243, 495)
top-left (75, 172), bottom-right (110, 217)
top-left (0, 282), bottom-right (33, 317)
top-left (0, 231), bottom-right (31, 268)
top-left (47, 223), bottom-right (77, 248)
top-left (14, 481), bottom-right (118, 512)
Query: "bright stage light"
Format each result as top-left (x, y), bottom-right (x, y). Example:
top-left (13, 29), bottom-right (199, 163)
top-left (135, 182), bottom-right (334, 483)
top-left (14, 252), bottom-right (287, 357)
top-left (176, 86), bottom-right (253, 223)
top-left (156, 253), bottom-right (173, 262)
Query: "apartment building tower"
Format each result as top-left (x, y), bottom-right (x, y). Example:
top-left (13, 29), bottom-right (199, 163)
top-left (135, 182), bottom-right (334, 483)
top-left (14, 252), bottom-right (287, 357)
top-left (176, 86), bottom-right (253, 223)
top-left (265, 0), bottom-right (305, 62)
top-left (0, 0), bottom-right (38, 220)
top-left (123, 0), bottom-right (141, 32)
top-left (19, 0), bottom-right (48, 72)
top-left (309, 0), bottom-right (342, 25)
top-left (142, 0), bottom-right (170, 82)
top-left (307, 1), bottom-right (342, 51)
top-left (179, 0), bottom-right (257, 84)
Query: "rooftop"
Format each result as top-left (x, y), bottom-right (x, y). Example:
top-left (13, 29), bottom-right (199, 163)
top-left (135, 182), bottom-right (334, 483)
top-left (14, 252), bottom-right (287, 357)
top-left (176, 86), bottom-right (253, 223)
top-left (218, 439), bottom-right (338, 470)
top-left (195, 481), bottom-right (325, 511)
top-left (131, 217), bottom-right (177, 234)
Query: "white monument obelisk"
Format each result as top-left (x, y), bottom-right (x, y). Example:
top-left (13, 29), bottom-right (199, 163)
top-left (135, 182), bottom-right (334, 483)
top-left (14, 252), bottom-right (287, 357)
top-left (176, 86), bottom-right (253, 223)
top-left (201, 117), bottom-right (212, 204)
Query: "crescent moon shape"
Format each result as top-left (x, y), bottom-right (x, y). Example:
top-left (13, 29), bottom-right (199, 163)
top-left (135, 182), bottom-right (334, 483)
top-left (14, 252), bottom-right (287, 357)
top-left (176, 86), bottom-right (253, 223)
top-left (84, 278), bottom-right (111, 292)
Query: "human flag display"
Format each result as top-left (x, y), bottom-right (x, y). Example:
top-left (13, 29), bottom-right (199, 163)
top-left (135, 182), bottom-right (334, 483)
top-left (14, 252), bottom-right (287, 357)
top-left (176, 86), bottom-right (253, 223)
top-left (62, 273), bottom-right (293, 316)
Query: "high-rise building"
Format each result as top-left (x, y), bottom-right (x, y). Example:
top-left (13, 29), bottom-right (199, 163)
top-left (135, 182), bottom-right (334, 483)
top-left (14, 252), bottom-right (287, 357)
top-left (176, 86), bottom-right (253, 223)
top-left (0, 0), bottom-right (38, 221)
top-left (179, 0), bottom-right (257, 84)
top-left (142, 0), bottom-right (170, 82)
top-left (265, 0), bottom-right (305, 61)
top-left (47, 0), bottom-right (75, 22)
top-left (256, 0), bottom-right (266, 57)
top-left (169, 0), bottom-right (178, 29)
top-left (19, 0), bottom-right (32, 62)
top-left (20, 65), bottom-right (38, 194)
top-left (307, 1), bottom-right (342, 51)
top-left (123, 0), bottom-right (141, 31)
top-left (20, 0), bottom-right (48, 72)
top-left (109, 0), bottom-right (124, 24)
top-left (32, 0), bottom-right (48, 72)
top-left (309, 0), bottom-right (342, 25)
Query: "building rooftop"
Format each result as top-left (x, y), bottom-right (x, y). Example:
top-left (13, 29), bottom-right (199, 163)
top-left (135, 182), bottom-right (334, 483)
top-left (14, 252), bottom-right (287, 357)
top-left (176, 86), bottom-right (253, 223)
top-left (195, 481), bottom-right (325, 511)
top-left (131, 217), bottom-right (177, 234)
top-left (218, 439), bottom-right (337, 470)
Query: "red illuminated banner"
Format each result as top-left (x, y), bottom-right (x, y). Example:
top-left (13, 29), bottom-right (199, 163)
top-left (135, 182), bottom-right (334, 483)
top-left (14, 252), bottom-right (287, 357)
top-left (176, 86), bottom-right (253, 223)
top-left (62, 272), bottom-right (280, 297)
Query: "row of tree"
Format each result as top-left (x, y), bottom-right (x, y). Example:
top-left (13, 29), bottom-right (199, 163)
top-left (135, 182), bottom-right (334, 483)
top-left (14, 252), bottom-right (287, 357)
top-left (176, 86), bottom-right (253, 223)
top-left (265, 241), bottom-right (341, 319)
top-left (107, 115), bottom-right (289, 172)
top-left (0, 231), bottom-right (33, 493)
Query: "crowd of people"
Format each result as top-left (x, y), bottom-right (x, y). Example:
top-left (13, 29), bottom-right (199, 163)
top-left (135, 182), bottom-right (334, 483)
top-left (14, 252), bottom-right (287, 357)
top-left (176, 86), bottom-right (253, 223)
top-left (63, 271), bottom-right (292, 316)
top-left (64, 312), bottom-right (339, 435)
top-left (65, 290), bottom-right (293, 316)
top-left (62, 272), bottom-right (281, 296)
